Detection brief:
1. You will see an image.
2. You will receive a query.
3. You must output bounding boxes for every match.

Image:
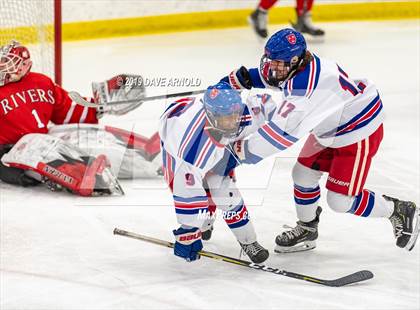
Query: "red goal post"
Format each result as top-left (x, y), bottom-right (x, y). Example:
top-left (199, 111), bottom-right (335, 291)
top-left (0, 0), bottom-right (62, 85)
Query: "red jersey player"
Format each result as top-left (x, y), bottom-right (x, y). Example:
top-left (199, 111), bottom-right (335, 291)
top-left (249, 0), bottom-right (324, 38)
top-left (0, 41), bottom-right (160, 195)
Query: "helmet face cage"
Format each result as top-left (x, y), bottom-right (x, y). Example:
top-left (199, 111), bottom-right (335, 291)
top-left (0, 41), bottom-right (32, 86)
top-left (260, 52), bottom-right (303, 87)
top-left (204, 100), bottom-right (245, 140)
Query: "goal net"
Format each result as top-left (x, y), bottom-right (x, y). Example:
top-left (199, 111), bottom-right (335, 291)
top-left (0, 0), bottom-right (61, 85)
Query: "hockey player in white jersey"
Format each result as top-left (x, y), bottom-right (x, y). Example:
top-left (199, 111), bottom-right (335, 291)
top-left (222, 28), bottom-right (419, 252)
top-left (159, 82), bottom-right (279, 263)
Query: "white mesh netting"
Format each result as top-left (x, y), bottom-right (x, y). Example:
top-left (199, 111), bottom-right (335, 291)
top-left (0, 0), bottom-right (58, 81)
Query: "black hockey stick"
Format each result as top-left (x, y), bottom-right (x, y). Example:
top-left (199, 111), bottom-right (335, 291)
top-left (68, 89), bottom-right (207, 108)
top-left (113, 228), bottom-right (373, 287)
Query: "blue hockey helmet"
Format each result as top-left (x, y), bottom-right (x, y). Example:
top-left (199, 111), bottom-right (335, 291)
top-left (260, 28), bottom-right (307, 86)
top-left (203, 81), bottom-right (245, 140)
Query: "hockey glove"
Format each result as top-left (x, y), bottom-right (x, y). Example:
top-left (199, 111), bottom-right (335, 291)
top-left (173, 226), bottom-right (203, 262)
top-left (222, 66), bottom-right (253, 90)
top-left (92, 74), bottom-right (146, 117)
top-left (232, 140), bottom-right (262, 165)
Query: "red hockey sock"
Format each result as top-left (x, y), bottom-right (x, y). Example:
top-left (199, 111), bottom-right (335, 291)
top-left (258, 0), bottom-right (278, 11)
top-left (296, 0), bottom-right (314, 16)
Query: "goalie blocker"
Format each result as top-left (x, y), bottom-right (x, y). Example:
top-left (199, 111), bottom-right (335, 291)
top-left (1, 134), bottom-right (123, 196)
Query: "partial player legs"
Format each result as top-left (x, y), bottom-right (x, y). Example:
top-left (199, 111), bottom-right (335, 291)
top-left (275, 161), bottom-right (323, 253)
top-left (249, 0), bottom-right (273, 38)
top-left (293, 0), bottom-right (325, 36)
top-left (206, 173), bottom-right (269, 263)
top-left (277, 126), bottom-right (419, 252)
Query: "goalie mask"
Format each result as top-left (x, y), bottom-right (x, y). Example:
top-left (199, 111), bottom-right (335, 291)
top-left (0, 40), bottom-right (32, 86)
top-left (203, 82), bottom-right (246, 140)
top-left (260, 28), bottom-right (307, 87)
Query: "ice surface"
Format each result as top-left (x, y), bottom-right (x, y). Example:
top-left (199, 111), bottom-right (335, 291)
top-left (1, 20), bottom-right (419, 310)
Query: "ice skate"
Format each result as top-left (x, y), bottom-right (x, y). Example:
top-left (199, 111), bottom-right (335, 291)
top-left (275, 207), bottom-right (322, 253)
top-left (292, 11), bottom-right (325, 36)
top-left (248, 9), bottom-right (268, 38)
top-left (240, 241), bottom-right (269, 264)
top-left (384, 195), bottom-right (420, 251)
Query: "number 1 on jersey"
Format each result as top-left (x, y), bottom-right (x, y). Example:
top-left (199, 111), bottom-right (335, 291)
top-left (31, 109), bottom-right (45, 128)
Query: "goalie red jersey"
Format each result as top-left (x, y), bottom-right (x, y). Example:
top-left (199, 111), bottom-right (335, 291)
top-left (0, 72), bottom-right (98, 145)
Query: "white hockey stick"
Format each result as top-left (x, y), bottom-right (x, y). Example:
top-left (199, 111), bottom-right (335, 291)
top-left (68, 89), bottom-right (207, 108)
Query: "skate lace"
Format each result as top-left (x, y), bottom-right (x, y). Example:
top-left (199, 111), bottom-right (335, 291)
top-left (242, 242), bottom-right (264, 256)
top-left (390, 215), bottom-right (404, 238)
top-left (282, 223), bottom-right (316, 240)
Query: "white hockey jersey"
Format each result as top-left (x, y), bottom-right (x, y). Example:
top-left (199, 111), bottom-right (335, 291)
top-left (159, 94), bottom-right (276, 227)
top-left (227, 53), bottom-right (384, 163)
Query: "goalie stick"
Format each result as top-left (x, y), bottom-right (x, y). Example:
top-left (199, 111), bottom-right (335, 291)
top-left (68, 89), bottom-right (207, 109)
top-left (113, 228), bottom-right (374, 287)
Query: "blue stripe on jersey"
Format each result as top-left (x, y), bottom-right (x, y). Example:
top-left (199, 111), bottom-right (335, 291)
top-left (283, 54), bottom-right (321, 98)
top-left (312, 55), bottom-right (321, 92)
top-left (199, 143), bottom-right (216, 169)
top-left (249, 68), bottom-right (266, 88)
top-left (183, 129), bottom-right (208, 165)
top-left (289, 65), bottom-right (311, 97)
top-left (240, 106), bottom-right (252, 127)
top-left (178, 109), bottom-right (206, 158)
top-left (257, 128), bottom-right (288, 151)
top-left (320, 93), bottom-right (382, 138)
top-left (242, 140), bottom-right (263, 164)
top-left (268, 121), bottom-right (299, 143)
top-left (267, 108), bottom-right (276, 121)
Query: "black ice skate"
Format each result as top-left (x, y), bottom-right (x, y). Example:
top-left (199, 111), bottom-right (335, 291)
top-left (201, 225), bottom-right (213, 241)
top-left (240, 241), bottom-right (269, 264)
top-left (275, 207), bottom-right (322, 253)
top-left (292, 11), bottom-right (325, 37)
top-left (248, 9), bottom-right (268, 38)
top-left (384, 195), bottom-right (420, 251)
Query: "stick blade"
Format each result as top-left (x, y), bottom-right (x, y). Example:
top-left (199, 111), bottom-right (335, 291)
top-left (326, 270), bottom-right (374, 287)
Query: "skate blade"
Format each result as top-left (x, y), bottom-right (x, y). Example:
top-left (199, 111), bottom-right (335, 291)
top-left (405, 206), bottom-right (420, 251)
top-left (274, 241), bottom-right (316, 254)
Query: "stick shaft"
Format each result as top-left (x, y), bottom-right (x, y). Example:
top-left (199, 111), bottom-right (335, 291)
top-left (113, 228), bottom-right (373, 287)
top-left (68, 89), bottom-right (206, 108)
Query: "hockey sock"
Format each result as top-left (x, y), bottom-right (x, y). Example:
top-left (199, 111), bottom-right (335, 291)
top-left (223, 202), bottom-right (257, 244)
top-left (258, 0), bottom-right (278, 11)
top-left (347, 189), bottom-right (394, 218)
top-left (296, 0), bottom-right (314, 16)
top-left (295, 184), bottom-right (321, 222)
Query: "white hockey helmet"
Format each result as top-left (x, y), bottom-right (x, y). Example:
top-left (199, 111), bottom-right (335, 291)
top-left (0, 40), bottom-right (32, 86)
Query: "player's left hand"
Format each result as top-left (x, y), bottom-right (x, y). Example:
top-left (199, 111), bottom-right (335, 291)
top-left (173, 226), bottom-right (203, 262)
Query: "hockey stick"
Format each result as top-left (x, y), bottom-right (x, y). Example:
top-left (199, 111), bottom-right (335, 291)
top-left (113, 228), bottom-right (374, 287)
top-left (68, 89), bottom-right (207, 108)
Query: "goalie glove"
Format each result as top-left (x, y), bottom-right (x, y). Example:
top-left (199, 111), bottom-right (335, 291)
top-left (92, 74), bottom-right (146, 118)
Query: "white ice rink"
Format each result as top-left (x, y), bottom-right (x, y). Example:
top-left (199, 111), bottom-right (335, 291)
top-left (1, 20), bottom-right (419, 309)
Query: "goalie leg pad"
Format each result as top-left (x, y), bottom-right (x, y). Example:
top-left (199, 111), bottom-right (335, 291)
top-left (1, 134), bottom-right (123, 196)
